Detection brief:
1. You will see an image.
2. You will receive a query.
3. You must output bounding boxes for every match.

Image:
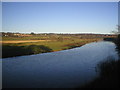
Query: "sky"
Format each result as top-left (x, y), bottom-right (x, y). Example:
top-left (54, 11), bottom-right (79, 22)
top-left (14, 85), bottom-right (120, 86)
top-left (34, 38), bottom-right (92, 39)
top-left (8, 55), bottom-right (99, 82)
top-left (2, 0), bottom-right (120, 2)
top-left (2, 2), bottom-right (118, 34)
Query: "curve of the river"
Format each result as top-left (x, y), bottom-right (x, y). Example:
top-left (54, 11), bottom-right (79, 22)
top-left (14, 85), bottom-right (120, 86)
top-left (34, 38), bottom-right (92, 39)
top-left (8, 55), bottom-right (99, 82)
top-left (2, 41), bottom-right (119, 88)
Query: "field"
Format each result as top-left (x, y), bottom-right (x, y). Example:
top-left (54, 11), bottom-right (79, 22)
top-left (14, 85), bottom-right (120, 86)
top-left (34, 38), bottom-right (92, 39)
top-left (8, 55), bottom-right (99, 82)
top-left (1, 33), bottom-right (112, 58)
top-left (0, 40), bottom-right (51, 44)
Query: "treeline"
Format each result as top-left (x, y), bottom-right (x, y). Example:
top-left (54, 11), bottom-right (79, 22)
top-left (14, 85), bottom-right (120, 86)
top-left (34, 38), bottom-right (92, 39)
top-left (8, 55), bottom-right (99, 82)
top-left (1, 32), bottom-right (117, 37)
top-left (1, 32), bottom-right (117, 41)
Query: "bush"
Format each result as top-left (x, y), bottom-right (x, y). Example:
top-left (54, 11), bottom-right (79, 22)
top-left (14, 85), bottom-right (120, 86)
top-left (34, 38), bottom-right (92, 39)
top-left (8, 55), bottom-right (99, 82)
top-left (27, 45), bottom-right (53, 54)
top-left (96, 59), bottom-right (119, 78)
top-left (115, 34), bottom-right (120, 56)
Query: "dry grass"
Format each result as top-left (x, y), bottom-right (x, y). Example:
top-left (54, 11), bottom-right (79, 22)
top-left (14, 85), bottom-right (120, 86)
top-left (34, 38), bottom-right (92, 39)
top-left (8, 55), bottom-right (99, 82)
top-left (0, 40), bottom-right (51, 44)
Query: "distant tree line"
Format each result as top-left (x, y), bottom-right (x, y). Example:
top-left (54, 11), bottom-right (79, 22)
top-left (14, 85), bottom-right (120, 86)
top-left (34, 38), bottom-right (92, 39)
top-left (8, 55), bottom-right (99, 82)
top-left (1, 32), bottom-right (117, 40)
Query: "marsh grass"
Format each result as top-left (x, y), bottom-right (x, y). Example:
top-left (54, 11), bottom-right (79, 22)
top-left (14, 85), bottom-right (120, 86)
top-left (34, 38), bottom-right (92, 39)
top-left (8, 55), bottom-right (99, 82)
top-left (2, 45), bottom-right (53, 58)
top-left (79, 59), bottom-right (119, 88)
top-left (97, 59), bottom-right (118, 78)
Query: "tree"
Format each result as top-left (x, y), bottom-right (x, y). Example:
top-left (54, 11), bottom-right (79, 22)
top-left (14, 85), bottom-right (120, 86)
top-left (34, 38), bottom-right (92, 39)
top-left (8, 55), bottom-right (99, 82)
top-left (31, 32), bottom-right (35, 35)
top-left (111, 25), bottom-right (120, 34)
top-left (117, 25), bottom-right (120, 34)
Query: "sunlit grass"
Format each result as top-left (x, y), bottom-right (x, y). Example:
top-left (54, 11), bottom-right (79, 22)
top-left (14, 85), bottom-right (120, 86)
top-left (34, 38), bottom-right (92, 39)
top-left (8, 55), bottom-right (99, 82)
top-left (2, 35), bottom-right (102, 58)
top-left (2, 39), bottom-right (100, 51)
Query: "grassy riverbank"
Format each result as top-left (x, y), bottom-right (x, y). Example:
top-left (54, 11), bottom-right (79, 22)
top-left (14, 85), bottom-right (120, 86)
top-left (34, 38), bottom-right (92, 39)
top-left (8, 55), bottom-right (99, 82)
top-left (79, 59), bottom-right (119, 88)
top-left (2, 33), bottom-right (117, 58)
top-left (2, 45), bottom-right (53, 58)
top-left (2, 39), bottom-right (99, 58)
top-left (2, 34), bottom-right (102, 58)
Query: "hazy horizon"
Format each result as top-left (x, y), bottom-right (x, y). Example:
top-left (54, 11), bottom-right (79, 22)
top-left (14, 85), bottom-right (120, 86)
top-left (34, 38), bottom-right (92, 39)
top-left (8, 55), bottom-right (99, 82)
top-left (2, 2), bottom-right (118, 34)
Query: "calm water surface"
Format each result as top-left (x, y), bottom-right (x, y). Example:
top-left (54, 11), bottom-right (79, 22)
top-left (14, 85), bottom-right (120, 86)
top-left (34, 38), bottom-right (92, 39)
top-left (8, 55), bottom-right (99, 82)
top-left (2, 41), bottom-right (118, 88)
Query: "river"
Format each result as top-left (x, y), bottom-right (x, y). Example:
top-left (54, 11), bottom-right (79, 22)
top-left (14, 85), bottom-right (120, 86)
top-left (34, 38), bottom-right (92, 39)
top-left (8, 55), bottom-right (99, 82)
top-left (2, 41), bottom-right (119, 88)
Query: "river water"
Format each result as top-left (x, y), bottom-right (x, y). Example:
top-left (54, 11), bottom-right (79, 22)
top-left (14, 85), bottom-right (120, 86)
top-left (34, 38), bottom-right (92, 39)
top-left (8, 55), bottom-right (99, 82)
top-left (2, 41), bottom-right (119, 88)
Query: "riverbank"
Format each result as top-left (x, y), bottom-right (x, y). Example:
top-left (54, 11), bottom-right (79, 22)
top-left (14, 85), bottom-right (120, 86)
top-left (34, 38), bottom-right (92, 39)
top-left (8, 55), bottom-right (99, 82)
top-left (79, 59), bottom-right (119, 88)
top-left (2, 38), bottom-right (100, 58)
top-left (3, 41), bottom-right (117, 88)
top-left (78, 35), bottom-right (120, 88)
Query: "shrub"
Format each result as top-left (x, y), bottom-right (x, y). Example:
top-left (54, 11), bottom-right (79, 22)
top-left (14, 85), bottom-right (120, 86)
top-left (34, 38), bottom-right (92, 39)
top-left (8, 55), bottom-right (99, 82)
top-left (96, 59), bottom-right (119, 78)
top-left (27, 45), bottom-right (53, 54)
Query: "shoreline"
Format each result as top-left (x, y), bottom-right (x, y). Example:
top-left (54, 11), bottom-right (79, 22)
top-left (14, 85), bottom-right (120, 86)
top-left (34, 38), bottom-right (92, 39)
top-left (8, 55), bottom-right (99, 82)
top-left (2, 40), bottom-right (101, 58)
top-left (79, 36), bottom-right (119, 88)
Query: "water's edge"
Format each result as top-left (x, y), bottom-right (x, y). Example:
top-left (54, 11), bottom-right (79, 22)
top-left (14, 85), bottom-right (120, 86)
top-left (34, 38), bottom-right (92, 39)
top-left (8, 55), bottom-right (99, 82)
top-left (2, 41), bottom-right (118, 88)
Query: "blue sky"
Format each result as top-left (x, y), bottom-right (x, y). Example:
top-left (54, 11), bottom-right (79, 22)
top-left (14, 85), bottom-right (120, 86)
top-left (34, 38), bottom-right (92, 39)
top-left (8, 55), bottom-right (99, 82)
top-left (2, 2), bottom-right (118, 34)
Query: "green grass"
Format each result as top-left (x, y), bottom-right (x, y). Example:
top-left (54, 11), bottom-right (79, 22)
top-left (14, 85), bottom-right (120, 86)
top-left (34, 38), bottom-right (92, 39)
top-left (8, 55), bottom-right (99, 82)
top-left (2, 35), bottom-right (102, 58)
top-left (2, 45), bottom-right (53, 58)
top-left (2, 39), bottom-right (100, 51)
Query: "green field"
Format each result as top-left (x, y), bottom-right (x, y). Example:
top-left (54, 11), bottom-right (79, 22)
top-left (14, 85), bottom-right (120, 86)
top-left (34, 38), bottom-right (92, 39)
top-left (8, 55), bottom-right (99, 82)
top-left (2, 38), bottom-right (101, 51)
top-left (2, 34), bottom-right (103, 58)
